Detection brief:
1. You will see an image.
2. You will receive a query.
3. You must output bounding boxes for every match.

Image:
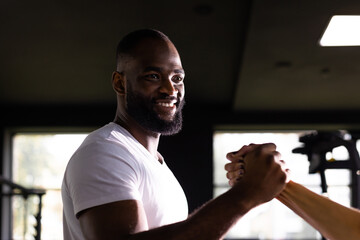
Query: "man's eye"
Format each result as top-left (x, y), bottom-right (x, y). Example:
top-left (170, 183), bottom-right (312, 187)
top-left (145, 74), bottom-right (160, 80)
top-left (172, 75), bottom-right (184, 83)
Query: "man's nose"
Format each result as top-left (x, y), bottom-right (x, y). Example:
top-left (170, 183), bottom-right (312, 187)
top-left (159, 78), bottom-right (178, 96)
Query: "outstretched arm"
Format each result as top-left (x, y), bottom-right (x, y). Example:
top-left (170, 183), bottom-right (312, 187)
top-left (225, 145), bottom-right (360, 240)
top-left (79, 143), bottom-right (288, 240)
top-left (277, 181), bottom-right (360, 240)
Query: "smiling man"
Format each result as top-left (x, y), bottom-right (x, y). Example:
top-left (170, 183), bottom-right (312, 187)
top-left (115, 32), bottom-right (185, 137)
top-left (61, 29), bottom-right (289, 240)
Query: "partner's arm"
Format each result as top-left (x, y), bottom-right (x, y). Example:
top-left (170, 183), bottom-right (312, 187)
top-left (225, 144), bottom-right (360, 240)
top-left (277, 181), bottom-right (360, 240)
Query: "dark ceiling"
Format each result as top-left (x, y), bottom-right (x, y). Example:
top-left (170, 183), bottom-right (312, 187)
top-left (1, 0), bottom-right (360, 113)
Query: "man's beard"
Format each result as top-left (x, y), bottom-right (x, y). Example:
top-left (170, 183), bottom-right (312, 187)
top-left (126, 90), bottom-right (185, 136)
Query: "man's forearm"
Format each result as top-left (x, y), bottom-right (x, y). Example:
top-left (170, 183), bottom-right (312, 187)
top-left (277, 181), bottom-right (360, 240)
top-left (126, 143), bottom-right (288, 240)
top-left (127, 182), bottom-right (258, 240)
top-left (80, 143), bottom-right (288, 240)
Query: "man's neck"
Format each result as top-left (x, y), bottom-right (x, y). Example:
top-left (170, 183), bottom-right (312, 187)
top-left (114, 115), bottom-right (161, 162)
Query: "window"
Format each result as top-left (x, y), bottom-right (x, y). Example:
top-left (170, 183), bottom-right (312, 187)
top-left (213, 131), bottom-right (352, 239)
top-left (11, 133), bottom-right (88, 240)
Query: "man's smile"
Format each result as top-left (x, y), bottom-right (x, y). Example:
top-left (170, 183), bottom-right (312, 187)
top-left (156, 100), bottom-right (177, 108)
top-left (154, 100), bottom-right (176, 115)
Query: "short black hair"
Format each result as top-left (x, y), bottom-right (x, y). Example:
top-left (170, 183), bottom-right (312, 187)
top-left (116, 29), bottom-right (170, 66)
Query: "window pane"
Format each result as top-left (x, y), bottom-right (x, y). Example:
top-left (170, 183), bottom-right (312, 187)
top-left (12, 133), bottom-right (88, 240)
top-left (213, 131), bottom-right (352, 239)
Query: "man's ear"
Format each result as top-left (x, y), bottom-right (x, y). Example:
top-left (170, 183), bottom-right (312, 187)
top-left (112, 71), bottom-right (126, 95)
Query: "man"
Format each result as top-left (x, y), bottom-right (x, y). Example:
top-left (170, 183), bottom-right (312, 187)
top-left (61, 29), bottom-right (289, 240)
top-left (226, 144), bottom-right (360, 240)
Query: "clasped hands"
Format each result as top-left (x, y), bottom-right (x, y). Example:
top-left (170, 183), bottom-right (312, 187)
top-left (225, 143), bottom-right (290, 203)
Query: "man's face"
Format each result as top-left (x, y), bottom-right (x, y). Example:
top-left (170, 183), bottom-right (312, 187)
top-left (123, 38), bottom-right (185, 135)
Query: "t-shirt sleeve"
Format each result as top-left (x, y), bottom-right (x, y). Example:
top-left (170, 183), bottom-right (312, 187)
top-left (64, 140), bottom-right (141, 216)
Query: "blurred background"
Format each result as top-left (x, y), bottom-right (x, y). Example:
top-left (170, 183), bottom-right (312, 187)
top-left (1, 0), bottom-right (360, 239)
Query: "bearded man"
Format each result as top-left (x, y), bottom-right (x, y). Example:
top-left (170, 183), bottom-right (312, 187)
top-left (61, 29), bottom-right (288, 240)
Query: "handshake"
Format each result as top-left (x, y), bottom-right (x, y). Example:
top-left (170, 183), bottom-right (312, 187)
top-left (223, 143), bottom-right (360, 240)
top-left (224, 143), bottom-right (290, 205)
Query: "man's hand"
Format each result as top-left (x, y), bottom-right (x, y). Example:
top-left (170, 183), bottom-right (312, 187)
top-left (226, 143), bottom-right (290, 206)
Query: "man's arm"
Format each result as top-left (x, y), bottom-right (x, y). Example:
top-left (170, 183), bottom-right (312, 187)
top-left (78, 143), bottom-right (288, 240)
top-left (277, 181), bottom-right (360, 240)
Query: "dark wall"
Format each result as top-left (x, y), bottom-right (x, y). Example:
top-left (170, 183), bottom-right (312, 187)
top-left (159, 108), bottom-right (214, 212)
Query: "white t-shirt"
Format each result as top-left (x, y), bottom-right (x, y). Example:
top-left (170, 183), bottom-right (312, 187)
top-left (61, 122), bottom-right (188, 240)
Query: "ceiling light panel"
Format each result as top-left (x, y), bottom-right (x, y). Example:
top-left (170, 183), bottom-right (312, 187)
top-left (320, 15), bottom-right (360, 47)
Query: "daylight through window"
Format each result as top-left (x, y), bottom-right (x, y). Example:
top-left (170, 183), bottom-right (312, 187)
top-left (12, 133), bottom-right (88, 240)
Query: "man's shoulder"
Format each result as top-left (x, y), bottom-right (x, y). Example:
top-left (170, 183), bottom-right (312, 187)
top-left (66, 122), bottom-right (146, 172)
top-left (66, 132), bottom-right (140, 178)
top-left (84, 122), bottom-right (131, 146)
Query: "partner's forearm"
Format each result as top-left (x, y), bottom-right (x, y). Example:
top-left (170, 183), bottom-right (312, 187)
top-left (277, 181), bottom-right (360, 240)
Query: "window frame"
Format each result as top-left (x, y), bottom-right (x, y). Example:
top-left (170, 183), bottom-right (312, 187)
top-left (1, 126), bottom-right (94, 240)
